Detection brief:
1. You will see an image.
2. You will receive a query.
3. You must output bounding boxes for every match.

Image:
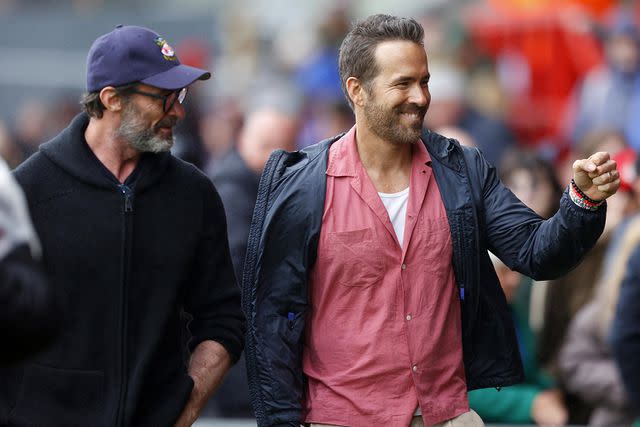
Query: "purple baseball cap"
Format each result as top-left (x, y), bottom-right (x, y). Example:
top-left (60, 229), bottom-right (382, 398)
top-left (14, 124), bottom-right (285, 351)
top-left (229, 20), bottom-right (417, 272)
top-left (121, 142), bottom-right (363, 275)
top-left (86, 25), bottom-right (211, 92)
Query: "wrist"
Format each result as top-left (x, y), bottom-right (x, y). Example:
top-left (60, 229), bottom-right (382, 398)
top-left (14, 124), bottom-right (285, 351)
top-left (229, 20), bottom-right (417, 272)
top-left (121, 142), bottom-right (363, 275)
top-left (569, 179), bottom-right (604, 211)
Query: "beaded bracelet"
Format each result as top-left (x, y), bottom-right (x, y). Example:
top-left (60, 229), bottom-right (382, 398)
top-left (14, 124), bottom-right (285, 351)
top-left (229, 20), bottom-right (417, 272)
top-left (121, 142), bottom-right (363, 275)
top-left (569, 179), bottom-right (604, 211)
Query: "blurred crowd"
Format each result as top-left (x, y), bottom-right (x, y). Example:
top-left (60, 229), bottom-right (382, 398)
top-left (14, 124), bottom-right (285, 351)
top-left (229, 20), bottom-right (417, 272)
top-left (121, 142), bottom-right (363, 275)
top-left (2, 0), bottom-right (640, 425)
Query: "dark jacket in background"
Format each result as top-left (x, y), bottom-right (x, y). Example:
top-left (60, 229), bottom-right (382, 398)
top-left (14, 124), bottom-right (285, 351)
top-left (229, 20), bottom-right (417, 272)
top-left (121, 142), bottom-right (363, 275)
top-left (611, 243), bottom-right (640, 410)
top-left (0, 156), bottom-right (59, 366)
top-left (0, 244), bottom-right (58, 365)
top-left (205, 149), bottom-right (259, 418)
top-left (243, 130), bottom-right (606, 427)
top-left (208, 150), bottom-right (260, 281)
top-left (0, 113), bottom-right (244, 427)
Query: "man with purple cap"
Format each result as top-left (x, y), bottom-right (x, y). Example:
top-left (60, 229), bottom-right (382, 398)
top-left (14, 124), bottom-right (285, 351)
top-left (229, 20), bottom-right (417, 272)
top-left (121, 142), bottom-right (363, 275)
top-left (0, 25), bottom-right (244, 427)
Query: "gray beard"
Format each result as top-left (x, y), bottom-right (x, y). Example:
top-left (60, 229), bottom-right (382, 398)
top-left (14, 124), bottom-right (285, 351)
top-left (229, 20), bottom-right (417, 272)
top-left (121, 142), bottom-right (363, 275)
top-left (120, 125), bottom-right (174, 153)
top-left (116, 105), bottom-right (174, 153)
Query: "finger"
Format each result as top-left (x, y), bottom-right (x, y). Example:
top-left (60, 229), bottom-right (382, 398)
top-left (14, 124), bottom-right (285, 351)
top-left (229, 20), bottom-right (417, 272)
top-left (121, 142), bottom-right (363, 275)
top-left (588, 159), bottom-right (618, 179)
top-left (592, 169), bottom-right (620, 185)
top-left (573, 158), bottom-right (597, 174)
top-left (597, 178), bottom-right (620, 194)
top-left (588, 151), bottom-right (611, 166)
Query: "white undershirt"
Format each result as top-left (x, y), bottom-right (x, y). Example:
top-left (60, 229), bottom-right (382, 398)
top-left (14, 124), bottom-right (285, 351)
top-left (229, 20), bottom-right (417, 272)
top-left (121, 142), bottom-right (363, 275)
top-left (378, 186), bottom-right (410, 247)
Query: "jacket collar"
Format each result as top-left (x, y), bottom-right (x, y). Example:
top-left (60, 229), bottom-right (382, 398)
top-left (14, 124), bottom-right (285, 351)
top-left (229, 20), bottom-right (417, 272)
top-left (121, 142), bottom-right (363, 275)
top-left (39, 113), bottom-right (171, 191)
top-left (422, 129), bottom-right (464, 172)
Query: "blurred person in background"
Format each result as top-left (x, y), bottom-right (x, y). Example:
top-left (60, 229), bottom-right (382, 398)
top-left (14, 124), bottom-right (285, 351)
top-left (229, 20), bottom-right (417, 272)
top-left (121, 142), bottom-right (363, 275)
top-left (423, 61), bottom-right (514, 167)
top-left (435, 126), bottom-right (477, 149)
top-left (171, 38), bottom-right (211, 170)
top-left (0, 156), bottom-right (59, 366)
top-left (208, 91), bottom-right (301, 283)
top-left (200, 97), bottom-right (243, 165)
top-left (206, 99), bottom-right (300, 419)
top-left (538, 131), bottom-right (631, 399)
top-left (289, 6), bottom-right (353, 149)
top-left (469, 253), bottom-right (568, 426)
top-left (569, 10), bottom-right (640, 151)
top-left (243, 14), bottom-right (619, 427)
top-left (469, 150), bottom-right (567, 426)
top-left (558, 154), bottom-right (640, 426)
top-left (12, 99), bottom-right (50, 161)
top-left (466, 1), bottom-right (604, 149)
top-left (610, 159), bottom-right (640, 421)
top-left (0, 25), bottom-right (244, 427)
top-left (0, 121), bottom-right (22, 169)
top-left (296, 100), bottom-right (354, 149)
top-left (498, 149), bottom-right (563, 219)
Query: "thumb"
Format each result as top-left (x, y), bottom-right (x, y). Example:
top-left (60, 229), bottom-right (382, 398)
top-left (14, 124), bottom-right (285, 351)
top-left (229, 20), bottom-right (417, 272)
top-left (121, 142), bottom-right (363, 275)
top-left (573, 158), bottom-right (597, 175)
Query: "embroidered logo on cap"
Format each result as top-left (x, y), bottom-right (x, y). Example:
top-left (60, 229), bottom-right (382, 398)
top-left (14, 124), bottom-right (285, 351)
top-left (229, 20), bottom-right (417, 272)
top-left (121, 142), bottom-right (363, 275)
top-left (154, 36), bottom-right (177, 61)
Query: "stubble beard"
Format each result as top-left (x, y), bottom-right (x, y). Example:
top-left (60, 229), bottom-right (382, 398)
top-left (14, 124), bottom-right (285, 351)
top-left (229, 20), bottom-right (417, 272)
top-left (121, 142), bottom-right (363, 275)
top-left (116, 103), bottom-right (175, 153)
top-left (363, 100), bottom-right (425, 146)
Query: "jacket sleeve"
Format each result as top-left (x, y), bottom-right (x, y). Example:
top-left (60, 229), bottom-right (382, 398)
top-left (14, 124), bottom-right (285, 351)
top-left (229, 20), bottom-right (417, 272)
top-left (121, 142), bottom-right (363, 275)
top-left (474, 149), bottom-right (606, 280)
top-left (558, 301), bottom-right (629, 409)
top-left (183, 179), bottom-right (245, 363)
top-left (611, 244), bottom-right (640, 409)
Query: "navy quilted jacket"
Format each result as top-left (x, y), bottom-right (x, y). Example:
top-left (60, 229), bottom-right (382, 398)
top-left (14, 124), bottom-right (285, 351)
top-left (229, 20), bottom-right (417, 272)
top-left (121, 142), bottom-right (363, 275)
top-left (243, 130), bottom-right (606, 427)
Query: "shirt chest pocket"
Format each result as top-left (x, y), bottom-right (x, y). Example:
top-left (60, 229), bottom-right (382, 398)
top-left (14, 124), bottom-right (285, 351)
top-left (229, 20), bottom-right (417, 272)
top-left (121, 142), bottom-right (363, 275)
top-left (418, 216), bottom-right (453, 262)
top-left (324, 228), bottom-right (384, 288)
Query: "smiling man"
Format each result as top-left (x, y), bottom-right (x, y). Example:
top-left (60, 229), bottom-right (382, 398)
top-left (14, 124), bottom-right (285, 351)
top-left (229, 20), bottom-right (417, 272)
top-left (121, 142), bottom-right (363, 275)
top-left (1, 25), bottom-right (244, 427)
top-left (242, 14), bottom-right (620, 427)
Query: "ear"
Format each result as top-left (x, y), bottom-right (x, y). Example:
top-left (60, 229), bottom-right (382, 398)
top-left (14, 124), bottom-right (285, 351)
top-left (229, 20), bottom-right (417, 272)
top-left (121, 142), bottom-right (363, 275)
top-left (346, 77), bottom-right (367, 108)
top-left (99, 86), bottom-right (124, 113)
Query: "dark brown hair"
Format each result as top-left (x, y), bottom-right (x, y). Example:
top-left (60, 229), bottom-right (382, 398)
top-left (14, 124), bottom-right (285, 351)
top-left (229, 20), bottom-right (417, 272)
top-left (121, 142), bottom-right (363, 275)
top-left (338, 14), bottom-right (425, 109)
top-left (80, 83), bottom-right (138, 118)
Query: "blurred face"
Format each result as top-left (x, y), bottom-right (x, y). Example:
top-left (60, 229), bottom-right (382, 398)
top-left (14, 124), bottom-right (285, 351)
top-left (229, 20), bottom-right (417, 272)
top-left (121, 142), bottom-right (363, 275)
top-left (607, 34), bottom-right (640, 74)
top-left (116, 85), bottom-right (185, 153)
top-left (362, 40), bottom-right (431, 145)
top-left (239, 109), bottom-right (299, 173)
top-left (508, 169), bottom-right (556, 219)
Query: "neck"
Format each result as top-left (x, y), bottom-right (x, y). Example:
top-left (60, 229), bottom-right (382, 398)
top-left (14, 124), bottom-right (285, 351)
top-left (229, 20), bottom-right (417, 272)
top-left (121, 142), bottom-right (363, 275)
top-left (354, 119), bottom-right (413, 193)
top-left (85, 118), bottom-right (141, 183)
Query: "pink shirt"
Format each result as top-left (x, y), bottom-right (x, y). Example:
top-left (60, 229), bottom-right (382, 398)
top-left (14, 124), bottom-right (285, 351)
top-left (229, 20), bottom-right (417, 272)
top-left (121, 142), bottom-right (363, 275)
top-left (303, 127), bottom-right (468, 427)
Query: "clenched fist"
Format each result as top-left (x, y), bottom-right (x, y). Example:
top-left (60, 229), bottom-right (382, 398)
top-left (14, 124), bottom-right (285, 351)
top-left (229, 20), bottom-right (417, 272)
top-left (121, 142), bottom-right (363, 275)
top-left (572, 151), bottom-right (620, 201)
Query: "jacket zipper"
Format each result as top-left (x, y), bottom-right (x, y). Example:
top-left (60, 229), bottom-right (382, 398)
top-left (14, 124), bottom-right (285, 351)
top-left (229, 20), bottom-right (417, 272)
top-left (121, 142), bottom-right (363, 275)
top-left (115, 184), bottom-right (134, 426)
top-left (242, 150), bottom-right (286, 426)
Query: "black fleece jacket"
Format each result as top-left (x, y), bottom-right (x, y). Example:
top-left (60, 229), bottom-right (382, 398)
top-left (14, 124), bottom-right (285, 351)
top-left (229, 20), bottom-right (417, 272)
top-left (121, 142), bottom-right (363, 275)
top-left (0, 113), bottom-right (244, 427)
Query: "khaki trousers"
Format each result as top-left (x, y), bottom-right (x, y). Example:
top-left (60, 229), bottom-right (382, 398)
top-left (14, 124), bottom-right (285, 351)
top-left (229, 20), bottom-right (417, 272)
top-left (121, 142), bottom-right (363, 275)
top-left (310, 409), bottom-right (485, 427)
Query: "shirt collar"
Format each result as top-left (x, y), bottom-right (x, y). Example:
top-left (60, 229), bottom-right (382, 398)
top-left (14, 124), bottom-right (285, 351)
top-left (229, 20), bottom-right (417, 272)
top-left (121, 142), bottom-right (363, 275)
top-left (326, 125), bottom-right (432, 177)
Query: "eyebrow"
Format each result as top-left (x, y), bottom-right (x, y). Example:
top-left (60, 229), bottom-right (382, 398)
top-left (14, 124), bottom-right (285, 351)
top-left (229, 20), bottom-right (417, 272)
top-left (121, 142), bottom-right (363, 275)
top-left (391, 73), bottom-right (431, 84)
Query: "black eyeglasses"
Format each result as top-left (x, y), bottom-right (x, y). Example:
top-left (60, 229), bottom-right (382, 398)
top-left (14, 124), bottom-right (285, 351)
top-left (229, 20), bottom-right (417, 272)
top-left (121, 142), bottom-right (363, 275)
top-left (125, 87), bottom-right (188, 112)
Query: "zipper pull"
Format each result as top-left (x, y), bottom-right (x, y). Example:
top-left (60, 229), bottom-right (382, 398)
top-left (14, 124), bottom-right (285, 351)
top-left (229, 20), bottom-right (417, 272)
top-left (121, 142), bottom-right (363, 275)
top-left (287, 312), bottom-right (295, 330)
top-left (119, 184), bottom-right (134, 213)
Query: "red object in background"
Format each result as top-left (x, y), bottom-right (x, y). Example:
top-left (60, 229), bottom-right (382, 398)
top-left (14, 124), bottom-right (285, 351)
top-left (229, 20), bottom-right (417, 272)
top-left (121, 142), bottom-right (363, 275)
top-left (488, 0), bottom-right (614, 19)
top-left (175, 38), bottom-right (211, 69)
top-left (467, 1), bottom-right (610, 147)
top-left (614, 147), bottom-right (638, 193)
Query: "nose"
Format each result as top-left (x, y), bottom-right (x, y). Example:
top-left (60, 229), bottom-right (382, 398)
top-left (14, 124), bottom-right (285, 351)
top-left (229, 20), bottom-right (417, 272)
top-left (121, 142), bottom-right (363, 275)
top-left (409, 83), bottom-right (429, 107)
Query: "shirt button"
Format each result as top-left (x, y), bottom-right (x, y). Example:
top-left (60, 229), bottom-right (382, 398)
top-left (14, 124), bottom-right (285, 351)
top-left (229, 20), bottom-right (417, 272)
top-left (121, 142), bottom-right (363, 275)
top-left (412, 365), bottom-right (418, 372)
top-left (406, 314), bottom-right (412, 321)
top-left (401, 264), bottom-right (407, 270)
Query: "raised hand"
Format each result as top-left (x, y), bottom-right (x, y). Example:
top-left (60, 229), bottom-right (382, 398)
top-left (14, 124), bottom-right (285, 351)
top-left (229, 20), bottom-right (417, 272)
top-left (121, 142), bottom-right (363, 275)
top-left (572, 151), bottom-right (620, 202)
